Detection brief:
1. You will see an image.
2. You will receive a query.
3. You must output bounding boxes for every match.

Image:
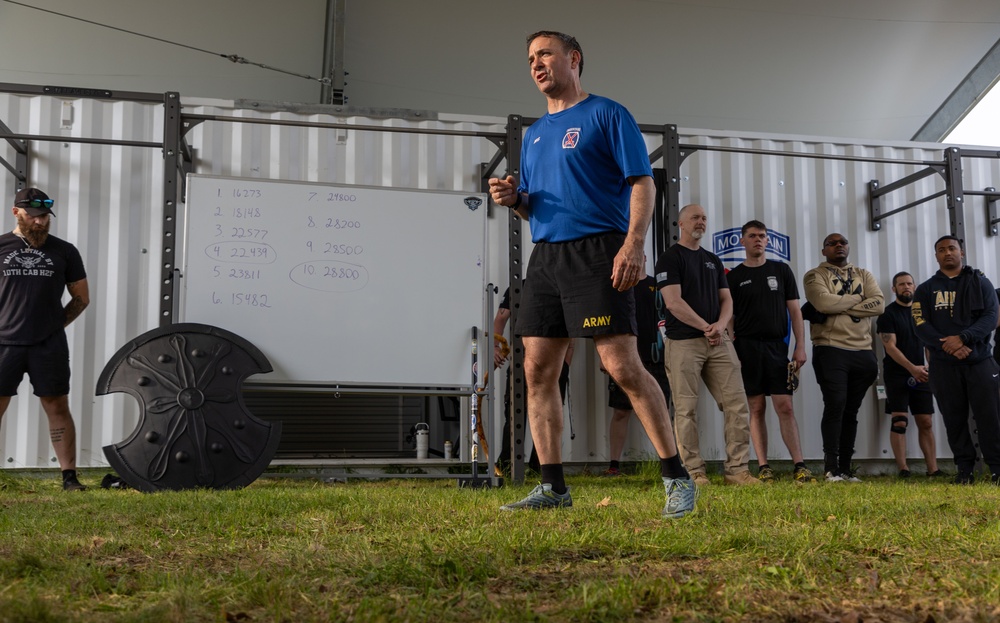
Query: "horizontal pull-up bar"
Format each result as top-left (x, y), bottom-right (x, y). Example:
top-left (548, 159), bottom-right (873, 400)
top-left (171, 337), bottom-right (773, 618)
top-left (0, 131), bottom-right (162, 149)
top-left (181, 113), bottom-right (506, 141)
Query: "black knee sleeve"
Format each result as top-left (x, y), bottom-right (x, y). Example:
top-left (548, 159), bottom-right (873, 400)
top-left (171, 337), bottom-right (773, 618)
top-left (890, 415), bottom-right (908, 436)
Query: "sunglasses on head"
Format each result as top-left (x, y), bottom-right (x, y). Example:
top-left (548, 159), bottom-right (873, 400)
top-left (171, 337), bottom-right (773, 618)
top-left (17, 199), bottom-right (54, 209)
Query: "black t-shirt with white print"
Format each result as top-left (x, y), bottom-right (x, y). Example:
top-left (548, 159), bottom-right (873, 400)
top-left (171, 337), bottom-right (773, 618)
top-left (0, 232), bottom-right (86, 345)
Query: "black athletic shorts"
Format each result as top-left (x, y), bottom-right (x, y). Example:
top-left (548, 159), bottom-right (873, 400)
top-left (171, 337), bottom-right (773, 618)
top-left (883, 374), bottom-right (934, 415)
top-left (608, 361), bottom-right (671, 410)
top-left (0, 330), bottom-right (71, 397)
top-left (733, 337), bottom-right (790, 396)
top-left (516, 232), bottom-right (636, 338)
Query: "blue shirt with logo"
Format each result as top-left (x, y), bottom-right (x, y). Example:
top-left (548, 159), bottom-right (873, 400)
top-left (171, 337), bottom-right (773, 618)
top-left (518, 94), bottom-right (652, 243)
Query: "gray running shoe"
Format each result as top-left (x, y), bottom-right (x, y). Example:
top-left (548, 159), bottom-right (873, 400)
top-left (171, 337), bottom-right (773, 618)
top-left (500, 483), bottom-right (572, 511)
top-left (842, 470), bottom-right (862, 483)
top-left (662, 476), bottom-right (696, 519)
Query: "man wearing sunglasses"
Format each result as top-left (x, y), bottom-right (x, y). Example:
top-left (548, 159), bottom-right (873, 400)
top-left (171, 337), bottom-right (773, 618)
top-left (803, 233), bottom-right (883, 482)
top-left (0, 188), bottom-right (89, 490)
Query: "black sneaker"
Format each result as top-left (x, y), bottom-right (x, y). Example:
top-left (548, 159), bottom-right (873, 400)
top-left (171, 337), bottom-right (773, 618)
top-left (954, 472), bottom-right (974, 485)
top-left (992, 473), bottom-right (1000, 486)
top-left (62, 475), bottom-right (87, 491)
top-left (928, 469), bottom-right (946, 478)
top-left (898, 469), bottom-right (911, 479)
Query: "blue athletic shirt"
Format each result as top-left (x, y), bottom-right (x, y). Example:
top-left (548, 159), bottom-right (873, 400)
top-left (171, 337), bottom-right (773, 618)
top-left (518, 94), bottom-right (652, 243)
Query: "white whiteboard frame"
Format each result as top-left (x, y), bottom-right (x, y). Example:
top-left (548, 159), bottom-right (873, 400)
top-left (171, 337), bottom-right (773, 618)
top-left (179, 175), bottom-right (488, 391)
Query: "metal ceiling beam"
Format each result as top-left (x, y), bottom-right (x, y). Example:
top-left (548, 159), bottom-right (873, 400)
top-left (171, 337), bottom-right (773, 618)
top-left (320, 0), bottom-right (346, 105)
top-left (912, 36), bottom-right (1000, 142)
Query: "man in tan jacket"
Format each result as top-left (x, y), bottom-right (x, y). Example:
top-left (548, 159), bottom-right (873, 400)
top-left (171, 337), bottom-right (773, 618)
top-left (803, 233), bottom-right (884, 482)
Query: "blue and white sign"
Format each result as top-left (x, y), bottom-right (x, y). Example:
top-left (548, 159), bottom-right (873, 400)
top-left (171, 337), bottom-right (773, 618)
top-left (712, 227), bottom-right (791, 265)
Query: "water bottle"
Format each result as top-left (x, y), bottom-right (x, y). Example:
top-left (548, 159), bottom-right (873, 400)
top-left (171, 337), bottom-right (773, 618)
top-left (415, 423), bottom-right (429, 459)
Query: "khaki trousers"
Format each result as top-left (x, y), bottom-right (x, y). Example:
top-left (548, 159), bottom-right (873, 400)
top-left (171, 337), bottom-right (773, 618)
top-left (664, 335), bottom-right (752, 475)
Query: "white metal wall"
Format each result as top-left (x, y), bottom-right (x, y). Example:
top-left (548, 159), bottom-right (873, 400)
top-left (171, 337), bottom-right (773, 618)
top-left (2, 92), bottom-right (998, 469)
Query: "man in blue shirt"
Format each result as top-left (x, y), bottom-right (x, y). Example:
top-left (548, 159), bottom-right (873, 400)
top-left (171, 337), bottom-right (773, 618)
top-left (489, 31), bottom-right (693, 518)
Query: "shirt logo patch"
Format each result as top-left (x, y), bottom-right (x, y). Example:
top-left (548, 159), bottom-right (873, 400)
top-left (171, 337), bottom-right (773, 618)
top-left (705, 262), bottom-right (716, 270)
top-left (767, 276), bottom-right (778, 291)
top-left (533, 136), bottom-right (541, 144)
top-left (562, 128), bottom-right (581, 149)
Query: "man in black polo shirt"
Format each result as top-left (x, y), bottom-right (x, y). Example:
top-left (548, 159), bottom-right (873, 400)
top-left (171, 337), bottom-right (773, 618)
top-left (0, 188), bottom-right (89, 490)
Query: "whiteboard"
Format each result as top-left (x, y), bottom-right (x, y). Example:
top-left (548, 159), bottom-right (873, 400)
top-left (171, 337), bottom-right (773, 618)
top-left (180, 175), bottom-right (487, 387)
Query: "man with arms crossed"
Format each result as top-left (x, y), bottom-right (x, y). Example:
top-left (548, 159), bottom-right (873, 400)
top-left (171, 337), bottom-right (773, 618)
top-left (727, 220), bottom-right (815, 483)
top-left (876, 271), bottom-right (941, 478)
top-left (655, 204), bottom-right (759, 487)
top-left (803, 233), bottom-right (883, 482)
top-left (488, 31), bottom-right (694, 517)
top-left (912, 236), bottom-right (1000, 485)
top-left (0, 188), bottom-right (89, 490)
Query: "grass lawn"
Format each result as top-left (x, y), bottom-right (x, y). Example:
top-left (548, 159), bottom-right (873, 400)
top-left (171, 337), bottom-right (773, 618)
top-left (1, 466), bottom-right (999, 622)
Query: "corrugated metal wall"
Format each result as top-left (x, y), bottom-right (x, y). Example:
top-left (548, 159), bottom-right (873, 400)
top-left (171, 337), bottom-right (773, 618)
top-left (649, 130), bottom-right (1000, 468)
top-left (1, 92), bottom-right (998, 469)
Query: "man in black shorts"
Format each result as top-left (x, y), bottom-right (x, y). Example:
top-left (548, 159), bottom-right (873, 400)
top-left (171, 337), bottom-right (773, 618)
top-left (0, 188), bottom-right (89, 490)
top-left (601, 273), bottom-right (671, 476)
top-left (488, 31), bottom-right (693, 518)
top-left (876, 271), bottom-right (941, 478)
top-left (727, 220), bottom-right (815, 483)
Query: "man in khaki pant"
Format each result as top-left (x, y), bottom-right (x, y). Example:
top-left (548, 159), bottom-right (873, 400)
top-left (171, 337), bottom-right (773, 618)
top-left (654, 204), bottom-right (759, 486)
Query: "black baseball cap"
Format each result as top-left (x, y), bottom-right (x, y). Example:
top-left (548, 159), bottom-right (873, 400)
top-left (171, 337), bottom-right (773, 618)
top-left (14, 188), bottom-right (55, 217)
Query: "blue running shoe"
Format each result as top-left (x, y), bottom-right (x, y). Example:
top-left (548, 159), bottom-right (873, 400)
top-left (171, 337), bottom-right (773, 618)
top-left (500, 483), bottom-right (572, 511)
top-left (662, 476), bottom-right (696, 519)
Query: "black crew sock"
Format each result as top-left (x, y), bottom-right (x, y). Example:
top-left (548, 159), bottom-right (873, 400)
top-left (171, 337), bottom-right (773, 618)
top-left (794, 462), bottom-right (807, 470)
top-left (61, 469), bottom-right (77, 482)
top-left (660, 454), bottom-right (689, 480)
top-left (758, 463), bottom-right (770, 473)
top-left (540, 464), bottom-right (566, 494)
top-left (609, 460), bottom-right (620, 470)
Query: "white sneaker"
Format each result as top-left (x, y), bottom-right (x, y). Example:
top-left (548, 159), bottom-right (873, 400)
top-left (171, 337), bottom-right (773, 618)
top-left (825, 472), bottom-right (844, 482)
